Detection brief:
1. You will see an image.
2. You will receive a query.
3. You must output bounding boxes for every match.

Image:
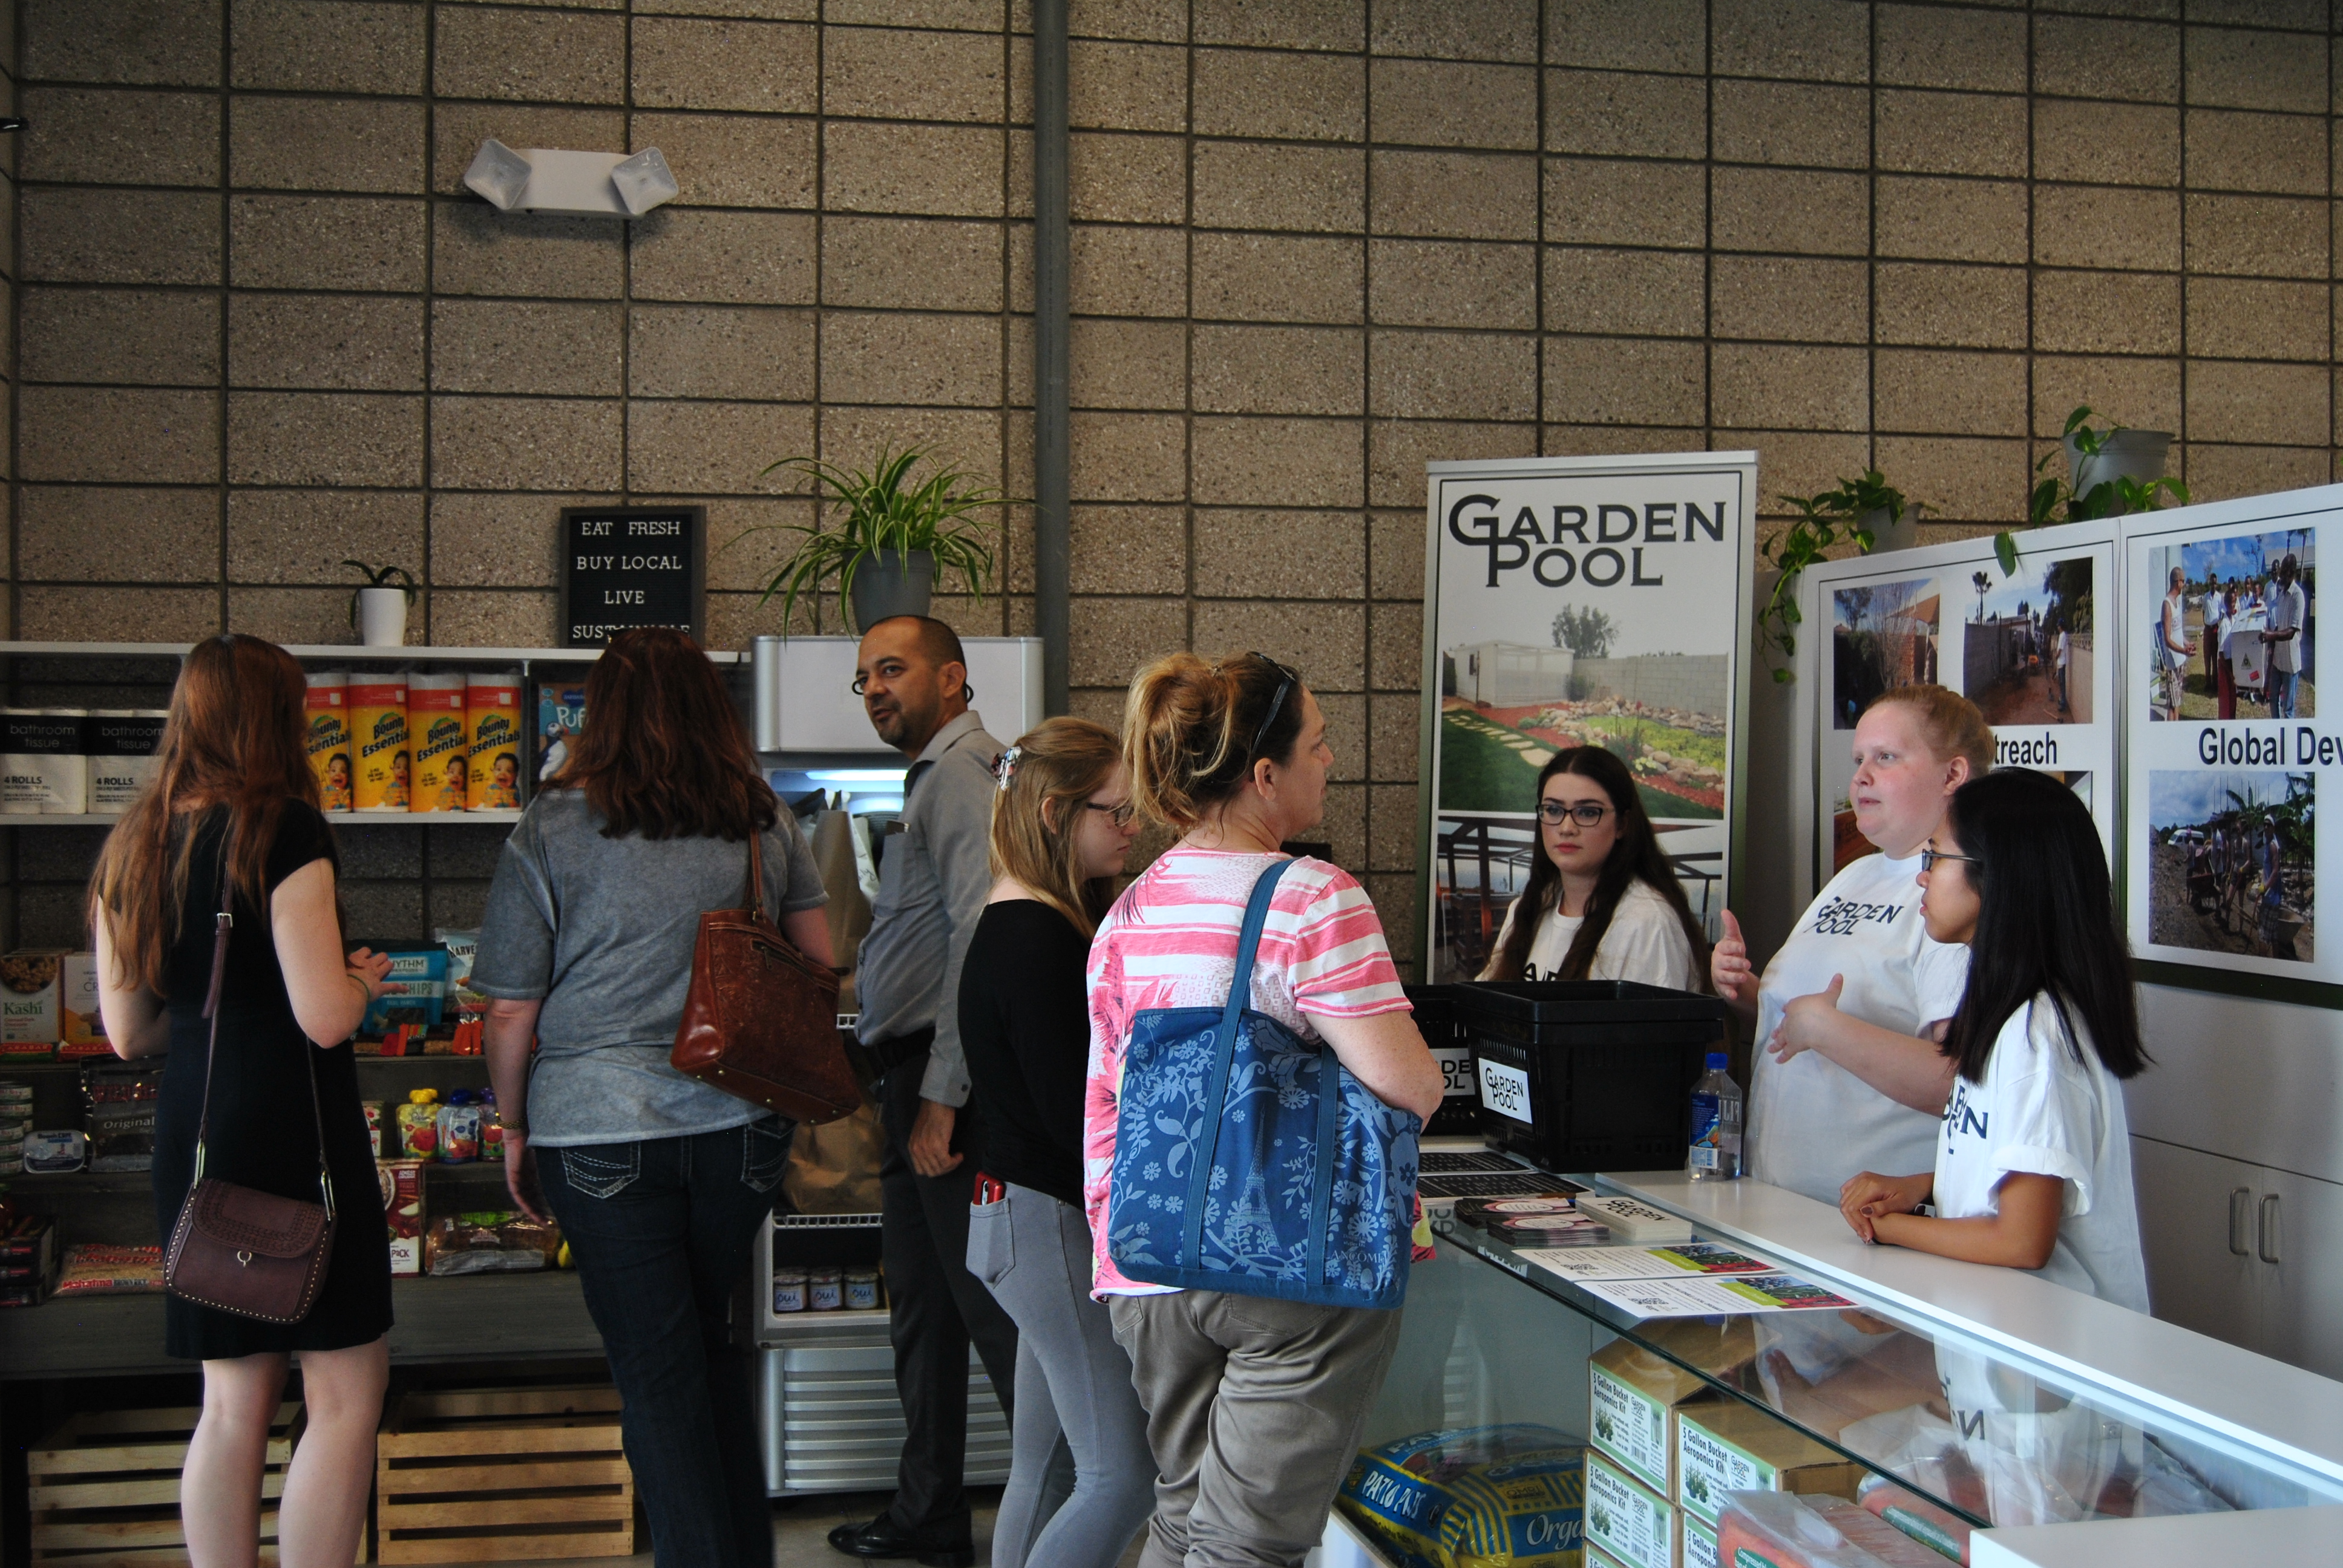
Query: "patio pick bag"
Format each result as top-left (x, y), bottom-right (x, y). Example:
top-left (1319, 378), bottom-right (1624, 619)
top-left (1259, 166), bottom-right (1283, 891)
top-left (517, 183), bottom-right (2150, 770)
top-left (1106, 858), bottom-right (1421, 1310)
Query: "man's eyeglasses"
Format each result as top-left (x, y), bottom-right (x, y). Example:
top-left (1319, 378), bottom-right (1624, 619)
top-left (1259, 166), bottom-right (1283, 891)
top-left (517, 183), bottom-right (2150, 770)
top-left (1247, 653), bottom-right (1297, 760)
top-left (1537, 800), bottom-right (1611, 828)
top-left (1919, 848), bottom-right (1982, 873)
top-left (1084, 800), bottom-right (1136, 828)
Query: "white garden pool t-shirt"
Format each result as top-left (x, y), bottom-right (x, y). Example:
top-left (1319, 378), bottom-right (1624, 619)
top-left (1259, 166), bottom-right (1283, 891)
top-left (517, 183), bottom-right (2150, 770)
top-left (1933, 993), bottom-right (2148, 1312)
top-left (1478, 878), bottom-right (1699, 991)
top-left (1746, 851), bottom-right (1970, 1205)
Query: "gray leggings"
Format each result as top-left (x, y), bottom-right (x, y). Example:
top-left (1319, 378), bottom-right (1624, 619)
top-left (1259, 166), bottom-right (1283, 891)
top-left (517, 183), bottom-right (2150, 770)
top-left (968, 1184), bottom-right (1155, 1568)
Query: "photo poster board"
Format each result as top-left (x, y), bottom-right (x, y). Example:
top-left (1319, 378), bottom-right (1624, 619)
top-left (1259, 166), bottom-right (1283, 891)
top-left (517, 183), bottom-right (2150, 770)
top-left (557, 504), bottom-right (707, 648)
top-left (1796, 520), bottom-right (2120, 910)
top-left (2125, 483), bottom-right (2343, 998)
top-left (1417, 452), bottom-right (1756, 984)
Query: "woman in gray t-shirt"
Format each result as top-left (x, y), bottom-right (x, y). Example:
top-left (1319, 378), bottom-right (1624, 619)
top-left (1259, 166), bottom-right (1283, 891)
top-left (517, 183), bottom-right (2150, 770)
top-left (473, 628), bottom-right (828, 1568)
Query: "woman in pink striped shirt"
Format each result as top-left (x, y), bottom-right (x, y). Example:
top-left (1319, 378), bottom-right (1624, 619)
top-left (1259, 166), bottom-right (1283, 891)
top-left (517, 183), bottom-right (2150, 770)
top-left (1084, 651), bottom-right (1443, 1568)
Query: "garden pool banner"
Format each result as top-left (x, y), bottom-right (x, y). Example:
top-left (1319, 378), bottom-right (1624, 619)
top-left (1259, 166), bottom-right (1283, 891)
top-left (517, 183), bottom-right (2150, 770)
top-left (1418, 452), bottom-right (1755, 984)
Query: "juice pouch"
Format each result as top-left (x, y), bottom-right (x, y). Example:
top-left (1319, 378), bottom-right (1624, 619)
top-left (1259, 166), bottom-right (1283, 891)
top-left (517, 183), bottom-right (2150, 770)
top-left (409, 671), bottom-right (468, 813)
top-left (396, 1089), bottom-right (441, 1160)
top-left (467, 671), bottom-right (523, 810)
top-left (436, 1091), bottom-right (481, 1164)
top-left (350, 673), bottom-right (409, 811)
top-left (306, 671), bottom-right (352, 811)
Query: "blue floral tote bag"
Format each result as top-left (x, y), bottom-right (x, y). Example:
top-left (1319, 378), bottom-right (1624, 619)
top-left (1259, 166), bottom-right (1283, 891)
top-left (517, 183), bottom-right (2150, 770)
top-left (1106, 858), bottom-right (1420, 1310)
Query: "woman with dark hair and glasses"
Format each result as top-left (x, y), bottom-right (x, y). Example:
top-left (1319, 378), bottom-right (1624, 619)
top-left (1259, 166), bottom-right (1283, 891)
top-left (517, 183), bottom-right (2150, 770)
top-left (1839, 768), bottom-right (2148, 1309)
top-left (1478, 745), bottom-right (1708, 989)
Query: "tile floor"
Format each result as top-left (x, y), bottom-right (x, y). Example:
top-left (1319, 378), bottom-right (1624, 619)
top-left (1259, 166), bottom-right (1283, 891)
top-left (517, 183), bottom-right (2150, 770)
top-left (516, 1485), bottom-right (1135, 1567)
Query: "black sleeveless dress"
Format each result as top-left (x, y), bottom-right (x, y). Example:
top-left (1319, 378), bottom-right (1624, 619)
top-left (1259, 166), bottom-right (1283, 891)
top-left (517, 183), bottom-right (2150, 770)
top-left (151, 804), bottom-right (393, 1359)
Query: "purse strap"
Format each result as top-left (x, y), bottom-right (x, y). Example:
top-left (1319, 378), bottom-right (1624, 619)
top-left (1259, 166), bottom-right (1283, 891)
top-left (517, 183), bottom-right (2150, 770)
top-left (1176, 858), bottom-right (1298, 1268)
top-left (747, 827), bottom-right (767, 920)
top-left (192, 827), bottom-right (336, 1221)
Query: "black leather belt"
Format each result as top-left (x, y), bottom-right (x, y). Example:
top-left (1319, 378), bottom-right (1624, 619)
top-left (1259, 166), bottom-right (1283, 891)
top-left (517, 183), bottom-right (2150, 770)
top-left (856, 1027), bottom-right (934, 1080)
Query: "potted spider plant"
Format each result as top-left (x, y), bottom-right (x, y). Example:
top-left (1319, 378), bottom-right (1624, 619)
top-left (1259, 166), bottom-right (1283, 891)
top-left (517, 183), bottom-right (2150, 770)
top-left (742, 444), bottom-right (1006, 632)
top-left (345, 560), bottom-right (418, 647)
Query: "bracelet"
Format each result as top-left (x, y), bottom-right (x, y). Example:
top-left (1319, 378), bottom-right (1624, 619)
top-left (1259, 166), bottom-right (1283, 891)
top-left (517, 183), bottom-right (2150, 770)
top-left (494, 1112), bottom-right (526, 1134)
top-left (346, 972), bottom-right (372, 1004)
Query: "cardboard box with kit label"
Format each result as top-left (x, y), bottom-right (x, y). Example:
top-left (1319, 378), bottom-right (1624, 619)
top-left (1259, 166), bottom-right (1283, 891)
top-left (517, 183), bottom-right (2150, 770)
top-left (1585, 1451), bottom-right (1676, 1568)
top-left (1675, 1400), bottom-right (1860, 1527)
top-left (1590, 1339), bottom-right (1713, 1498)
top-left (1679, 1512), bottom-right (1718, 1568)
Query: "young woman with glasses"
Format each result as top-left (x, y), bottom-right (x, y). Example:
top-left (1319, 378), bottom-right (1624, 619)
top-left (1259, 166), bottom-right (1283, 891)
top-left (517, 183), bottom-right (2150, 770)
top-left (1840, 768), bottom-right (2148, 1310)
top-left (957, 716), bottom-right (1153, 1568)
top-left (1478, 745), bottom-right (1708, 990)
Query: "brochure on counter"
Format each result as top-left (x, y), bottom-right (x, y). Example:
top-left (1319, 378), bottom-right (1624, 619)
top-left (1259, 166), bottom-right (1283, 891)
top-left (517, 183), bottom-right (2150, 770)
top-left (1568, 1271), bottom-right (1858, 1318)
top-left (1512, 1243), bottom-right (1854, 1316)
top-left (1512, 1241), bottom-right (1772, 1281)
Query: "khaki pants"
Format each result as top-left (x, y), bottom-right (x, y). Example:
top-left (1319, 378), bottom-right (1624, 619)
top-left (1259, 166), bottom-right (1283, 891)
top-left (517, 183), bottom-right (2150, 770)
top-left (1108, 1290), bottom-right (1404, 1568)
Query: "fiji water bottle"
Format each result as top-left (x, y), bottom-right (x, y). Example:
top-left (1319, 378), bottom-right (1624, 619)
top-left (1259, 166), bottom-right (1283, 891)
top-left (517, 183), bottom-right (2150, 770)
top-left (1688, 1053), bottom-right (1742, 1181)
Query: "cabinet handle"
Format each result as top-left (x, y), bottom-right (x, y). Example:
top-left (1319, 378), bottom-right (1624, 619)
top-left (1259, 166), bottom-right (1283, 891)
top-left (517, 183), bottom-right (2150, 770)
top-left (2259, 1194), bottom-right (2282, 1266)
top-left (2229, 1188), bottom-right (2253, 1256)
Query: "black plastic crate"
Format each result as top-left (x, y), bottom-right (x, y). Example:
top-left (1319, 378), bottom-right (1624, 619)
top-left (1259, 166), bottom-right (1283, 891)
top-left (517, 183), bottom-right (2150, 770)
top-left (1403, 982), bottom-right (1483, 1137)
top-left (1457, 981), bottom-right (1728, 1172)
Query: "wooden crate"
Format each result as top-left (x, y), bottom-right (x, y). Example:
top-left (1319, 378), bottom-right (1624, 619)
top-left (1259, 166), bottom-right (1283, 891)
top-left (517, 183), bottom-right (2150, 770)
top-left (374, 1386), bottom-right (634, 1564)
top-left (28, 1403), bottom-right (298, 1567)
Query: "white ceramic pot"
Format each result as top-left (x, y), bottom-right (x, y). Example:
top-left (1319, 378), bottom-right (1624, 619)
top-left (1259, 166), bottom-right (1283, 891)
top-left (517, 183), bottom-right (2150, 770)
top-left (358, 587), bottom-right (410, 647)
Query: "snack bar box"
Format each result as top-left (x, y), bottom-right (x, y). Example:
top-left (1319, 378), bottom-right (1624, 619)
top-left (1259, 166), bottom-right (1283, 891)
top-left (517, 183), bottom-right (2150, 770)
top-left (1590, 1338), bottom-right (1714, 1498)
top-left (1585, 1450), bottom-right (1676, 1568)
top-left (1675, 1400), bottom-right (1862, 1527)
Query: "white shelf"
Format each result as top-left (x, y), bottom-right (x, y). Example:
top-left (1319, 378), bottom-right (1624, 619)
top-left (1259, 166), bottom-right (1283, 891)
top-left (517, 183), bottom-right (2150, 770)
top-left (2, 811), bottom-right (523, 826)
top-left (0, 642), bottom-right (741, 664)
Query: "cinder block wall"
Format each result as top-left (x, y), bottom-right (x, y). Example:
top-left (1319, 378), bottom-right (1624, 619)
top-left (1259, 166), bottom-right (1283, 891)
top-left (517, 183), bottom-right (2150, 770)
top-left (7, 0), bottom-right (2341, 967)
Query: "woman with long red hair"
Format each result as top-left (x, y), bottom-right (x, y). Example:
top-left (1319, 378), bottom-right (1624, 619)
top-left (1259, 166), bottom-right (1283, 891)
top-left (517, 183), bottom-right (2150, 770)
top-left (473, 627), bottom-right (832, 1568)
top-left (90, 635), bottom-right (394, 1568)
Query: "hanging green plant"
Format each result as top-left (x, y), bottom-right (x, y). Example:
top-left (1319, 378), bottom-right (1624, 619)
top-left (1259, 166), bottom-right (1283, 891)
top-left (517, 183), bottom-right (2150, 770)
top-left (1757, 470), bottom-right (1913, 684)
top-left (1999, 405), bottom-right (2189, 573)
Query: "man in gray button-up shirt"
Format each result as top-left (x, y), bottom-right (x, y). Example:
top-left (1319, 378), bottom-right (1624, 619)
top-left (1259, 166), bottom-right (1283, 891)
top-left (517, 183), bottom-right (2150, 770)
top-left (829, 616), bottom-right (1020, 1567)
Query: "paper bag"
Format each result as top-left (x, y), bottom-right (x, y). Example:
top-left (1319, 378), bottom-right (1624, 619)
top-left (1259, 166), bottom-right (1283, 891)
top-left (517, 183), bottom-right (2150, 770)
top-left (783, 1095), bottom-right (886, 1215)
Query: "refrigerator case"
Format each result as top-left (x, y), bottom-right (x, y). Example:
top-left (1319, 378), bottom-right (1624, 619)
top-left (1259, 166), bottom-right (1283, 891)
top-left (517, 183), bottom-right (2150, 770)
top-left (753, 1213), bottom-right (1011, 1497)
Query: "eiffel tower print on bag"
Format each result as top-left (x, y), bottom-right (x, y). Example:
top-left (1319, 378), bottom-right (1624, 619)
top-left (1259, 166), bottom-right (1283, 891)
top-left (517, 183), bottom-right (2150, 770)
top-left (1106, 858), bottom-right (1421, 1310)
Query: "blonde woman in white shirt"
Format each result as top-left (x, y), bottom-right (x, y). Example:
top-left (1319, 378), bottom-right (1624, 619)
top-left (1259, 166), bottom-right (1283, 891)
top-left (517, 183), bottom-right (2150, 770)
top-left (1711, 684), bottom-right (1994, 1206)
top-left (1480, 745), bottom-right (1707, 990)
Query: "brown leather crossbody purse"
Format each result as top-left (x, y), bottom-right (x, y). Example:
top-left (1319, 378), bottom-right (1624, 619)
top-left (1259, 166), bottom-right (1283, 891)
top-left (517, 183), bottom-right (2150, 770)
top-left (163, 854), bottom-right (338, 1324)
top-left (670, 830), bottom-right (862, 1125)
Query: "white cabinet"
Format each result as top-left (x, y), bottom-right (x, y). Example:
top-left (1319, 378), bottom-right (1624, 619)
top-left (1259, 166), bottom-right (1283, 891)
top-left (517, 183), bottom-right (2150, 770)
top-left (2134, 1135), bottom-right (2261, 1348)
top-left (2136, 1134), bottom-right (2343, 1380)
top-left (2263, 1165), bottom-right (2343, 1379)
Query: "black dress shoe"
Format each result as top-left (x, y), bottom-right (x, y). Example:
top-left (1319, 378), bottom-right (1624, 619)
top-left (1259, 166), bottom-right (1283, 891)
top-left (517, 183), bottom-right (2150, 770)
top-left (825, 1512), bottom-right (975, 1568)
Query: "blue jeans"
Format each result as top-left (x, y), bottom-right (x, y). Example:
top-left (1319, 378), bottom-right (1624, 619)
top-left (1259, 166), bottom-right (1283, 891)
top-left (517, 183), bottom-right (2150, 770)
top-left (538, 1120), bottom-right (795, 1568)
top-left (2272, 667), bottom-right (2299, 717)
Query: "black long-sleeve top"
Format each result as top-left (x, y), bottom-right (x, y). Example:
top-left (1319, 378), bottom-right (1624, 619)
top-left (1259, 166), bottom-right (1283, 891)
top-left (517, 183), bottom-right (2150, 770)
top-left (957, 899), bottom-right (1089, 1207)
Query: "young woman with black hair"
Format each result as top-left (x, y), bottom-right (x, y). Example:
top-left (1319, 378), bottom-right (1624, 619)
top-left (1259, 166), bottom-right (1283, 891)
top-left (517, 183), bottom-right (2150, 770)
top-left (1838, 768), bottom-right (2149, 1310)
top-left (1478, 745), bottom-right (1708, 990)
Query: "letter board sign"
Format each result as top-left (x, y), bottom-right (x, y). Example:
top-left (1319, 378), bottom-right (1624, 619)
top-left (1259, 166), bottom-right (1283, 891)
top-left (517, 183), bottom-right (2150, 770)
top-left (558, 505), bottom-right (707, 648)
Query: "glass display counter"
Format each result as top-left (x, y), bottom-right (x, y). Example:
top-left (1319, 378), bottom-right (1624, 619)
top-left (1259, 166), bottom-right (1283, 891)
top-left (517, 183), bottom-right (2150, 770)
top-left (1332, 1164), bottom-right (2343, 1567)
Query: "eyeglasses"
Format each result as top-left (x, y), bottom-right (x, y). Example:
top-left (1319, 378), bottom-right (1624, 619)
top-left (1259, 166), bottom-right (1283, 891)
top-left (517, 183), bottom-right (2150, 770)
top-left (1247, 653), bottom-right (1297, 760)
top-left (1918, 848), bottom-right (1982, 873)
top-left (1084, 800), bottom-right (1136, 828)
top-left (1537, 800), bottom-right (1611, 828)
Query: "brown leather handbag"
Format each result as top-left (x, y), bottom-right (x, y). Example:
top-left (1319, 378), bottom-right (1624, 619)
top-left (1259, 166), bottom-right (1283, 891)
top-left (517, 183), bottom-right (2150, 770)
top-left (670, 831), bottom-right (861, 1125)
top-left (163, 857), bottom-right (338, 1324)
